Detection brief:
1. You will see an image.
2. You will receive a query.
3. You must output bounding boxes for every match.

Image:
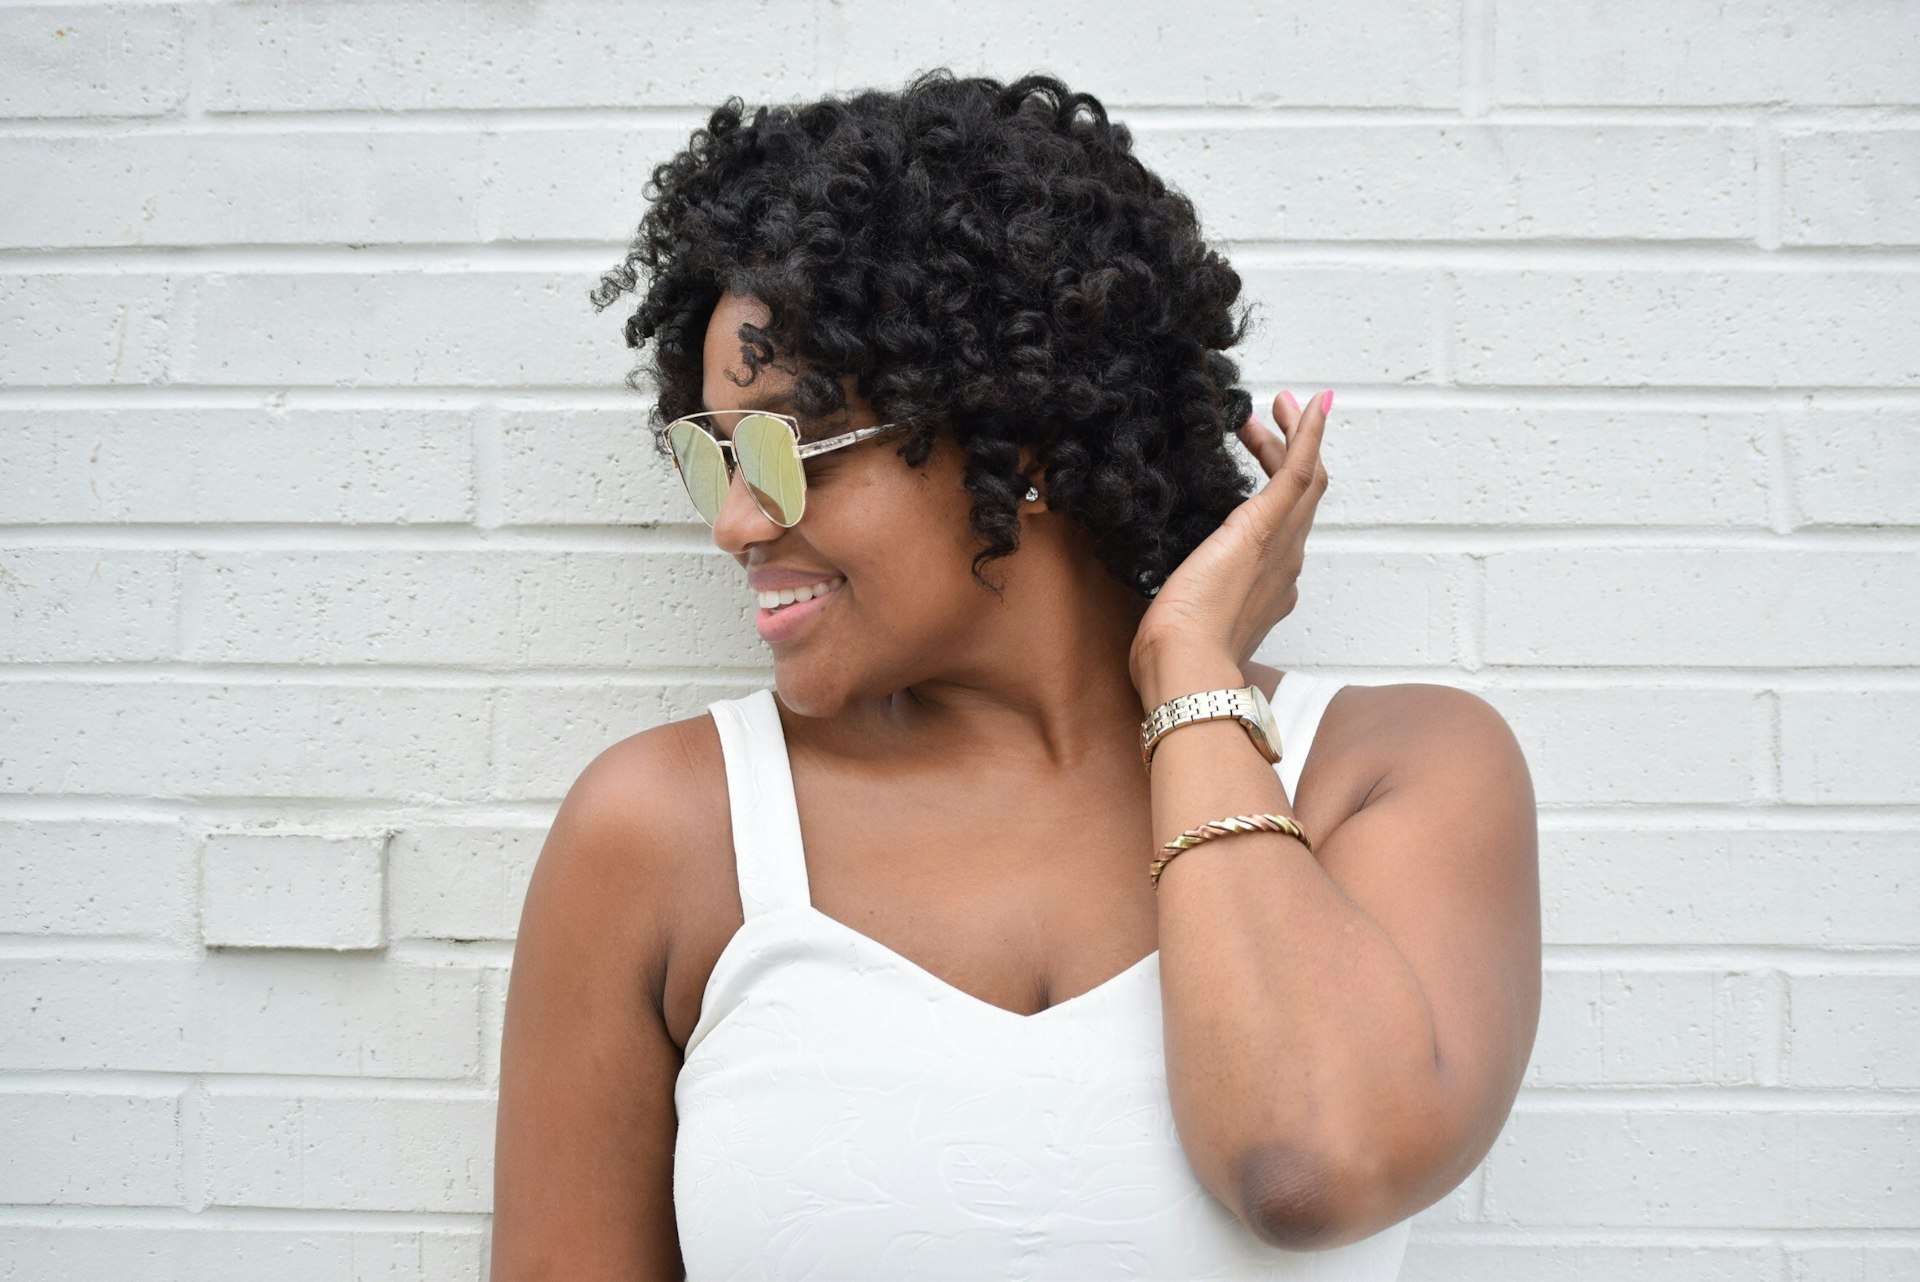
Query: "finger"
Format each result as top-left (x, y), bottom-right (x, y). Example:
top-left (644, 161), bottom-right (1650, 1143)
top-left (1275, 389), bottom-right (1300, 438)
top-left (1273, 395), bottom-right (1330, 490)
top-left (1236, 388), bottom-right (1306, 466)
top-left (1283, 389), bottom-right (1331, 491)
top-left (1235, 411), bottom-right (1286, 477)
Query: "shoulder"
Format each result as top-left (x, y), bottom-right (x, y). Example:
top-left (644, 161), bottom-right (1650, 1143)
top-left (1318, 679), bottom-right (1528, 807)
top-left (552, 711), bottom-right (720, 874)
top-left (519, 710), bottom-right (730, 992)
top-left (1358, 681), bottom-right (1527, 788)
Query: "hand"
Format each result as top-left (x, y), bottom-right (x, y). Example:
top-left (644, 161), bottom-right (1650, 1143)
top-left (1128, 389), bottom-right (1332, 690)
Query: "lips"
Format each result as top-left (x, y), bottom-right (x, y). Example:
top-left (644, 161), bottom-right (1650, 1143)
top-left (754, 576), bottom-right (844, 644)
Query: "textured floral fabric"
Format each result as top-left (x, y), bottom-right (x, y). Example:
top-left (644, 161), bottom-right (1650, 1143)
top-left (676, 674), bottom-right (1413, 1280)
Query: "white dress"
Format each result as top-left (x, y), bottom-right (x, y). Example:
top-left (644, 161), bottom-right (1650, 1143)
top-left (674, 671), bottom-right (1413, 1280)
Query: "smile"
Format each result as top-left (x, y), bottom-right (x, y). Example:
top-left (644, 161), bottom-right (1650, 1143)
top-left (754, 576), bottom-right (846, 644)
top-left (755, 576), bottom-right (846, 612)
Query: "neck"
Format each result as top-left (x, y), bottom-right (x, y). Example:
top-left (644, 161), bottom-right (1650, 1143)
top-left (875, 561), bottom-right (1154, 773)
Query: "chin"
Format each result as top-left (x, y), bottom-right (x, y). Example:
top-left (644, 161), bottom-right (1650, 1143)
top-left (768, 663), bottom-right (850, 721)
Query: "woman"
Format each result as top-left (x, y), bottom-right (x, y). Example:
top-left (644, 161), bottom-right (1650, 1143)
top-left (491, 70), bottom-right (1540, 1280)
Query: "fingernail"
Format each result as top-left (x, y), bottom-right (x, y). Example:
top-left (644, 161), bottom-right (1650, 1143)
top-left (1320, 390), bottom-right (1334, 415)
top-left (1281, 390), bottom-right (1298, 411)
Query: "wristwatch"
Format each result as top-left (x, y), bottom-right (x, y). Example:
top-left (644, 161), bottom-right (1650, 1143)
top-left (1140, 683), bottom-right (1283, 770)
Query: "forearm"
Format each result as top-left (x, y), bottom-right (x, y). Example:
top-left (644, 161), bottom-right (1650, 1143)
top-left (1139, 647), bottom-right (1442, 1244)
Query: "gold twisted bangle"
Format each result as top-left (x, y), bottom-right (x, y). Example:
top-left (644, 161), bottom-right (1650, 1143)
top-left (1148, 812), bottom-right (1313, 891)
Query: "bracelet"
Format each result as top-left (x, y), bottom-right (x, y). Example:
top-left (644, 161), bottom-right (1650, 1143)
top-left (1148, 812), bottom-right (1313, 891)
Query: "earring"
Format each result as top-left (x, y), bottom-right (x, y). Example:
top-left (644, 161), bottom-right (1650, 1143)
top-left (1024, 485), bottom-right (1040, 502)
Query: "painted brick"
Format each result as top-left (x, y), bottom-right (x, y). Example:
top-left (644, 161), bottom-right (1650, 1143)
top-left (1495, 0), bottom-right (1920, 106)
top-left (479, 967), bottom-right (507, 1087)
top-left (496, 408), bottom-right (686, 527)
top-left (491, 681), bottom-right (706, 801)
top-left (1454, 269), bottom-right (1920, 388)
top-left (1268, 553), bottom-right (1467, 665)
top-left (1234, 265), bottom-right (1442, 385)
top-left (0, 1090), bottom-right (180, 1205)
top-left (0, 955), bottom-right (481, 1077)
top-left (1785, 974), bottom-right (1920, 1088)
top-left (203, 1089), bottom-right (494, 1212)
top-left (1403, 1242), bottom-right (1770, 1282)
top-left (0, 131), bottom-right (487, 249)
top-left (207, 0), bottom-right (817, 112)
top-left (1542, 827), bottom-right (1920, 948)
top-left (0, 1226), bottom-right (484, 1282)
top-left (0, 407), bottom-right (475, 525)
top-left (1318, 407), bottom-right (1772, 528)
top-left (1486, 686), bottom-right (1756, 805)
top-left (0, 274), bottom-right (173, 385)
top-left (1481, 1107), bottom-right (1920, 1227)
top-left (0, 682), bottom-right (493, 800)
top-left (185, 549), bottom-right (763, 668)
top-left (1527, 967), bottom-right (1774, 1087)
top-left (0, 5), bottom-right (189, 119)
top-left (490, 126), bottom-right (699, 243)
top-left (1787, 407), bottom-right (1920, 527)
top-left (1485, 549), bottom-right (1920, 667)
top-left (1148, 124), bottom-right (1756, 242)
top-left (1781, 689), bottom-right (1920, 805)
top-left (834, 0), bottom-right (1461, 108)
top-left (0, 820), bottom-right (196, 938)
top-left (1781, 129), bottom-right (1920, 246)
top-left (179, 272), bottom-right (621, 387)
top-left (0, 548), bottom-right (180, 662)
top-left (388, 825), bottom-right (545, 942)
top-left (1786, 1245), bottom-right (1920, 1281)
top-left (201, 831), bottom-right (386, 950)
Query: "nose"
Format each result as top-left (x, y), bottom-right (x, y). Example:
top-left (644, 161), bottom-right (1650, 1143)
top-left (707, 457), bottom-right (787, 552)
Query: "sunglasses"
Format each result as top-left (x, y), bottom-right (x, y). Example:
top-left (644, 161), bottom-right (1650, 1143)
top-left (658, 410), bottom-right (907, 528)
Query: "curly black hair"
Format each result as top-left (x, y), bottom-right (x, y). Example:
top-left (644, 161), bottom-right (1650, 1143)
top-left (590, 68), bottom-right (1261, 599)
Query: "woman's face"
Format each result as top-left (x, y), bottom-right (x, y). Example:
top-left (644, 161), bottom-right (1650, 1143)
top-left (698, 290), bottom-right (1023, 719)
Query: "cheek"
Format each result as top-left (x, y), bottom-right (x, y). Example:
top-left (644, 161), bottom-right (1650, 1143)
top-left (837, 514), bottom-right (977, 617)
top-left (822, 450), bottom-right (979, 595)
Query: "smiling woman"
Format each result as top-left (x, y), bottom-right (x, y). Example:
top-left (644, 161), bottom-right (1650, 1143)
top-left (490, 68), bottom-right (1539, 1282)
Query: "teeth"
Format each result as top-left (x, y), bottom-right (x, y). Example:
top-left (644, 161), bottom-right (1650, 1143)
top-left (757, 576), bottom-right (844, 611)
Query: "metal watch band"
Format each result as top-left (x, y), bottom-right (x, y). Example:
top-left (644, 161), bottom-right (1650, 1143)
top-left (1139, 686), bottom-right (1278, 769)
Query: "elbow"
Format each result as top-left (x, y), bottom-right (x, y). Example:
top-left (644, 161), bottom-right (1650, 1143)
top-left (1232, 1138), bottom-right (1348, 1250)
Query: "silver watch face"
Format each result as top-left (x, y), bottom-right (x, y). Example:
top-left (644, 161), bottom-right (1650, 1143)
top-left (1247, 682), bottom-right (1282, 759)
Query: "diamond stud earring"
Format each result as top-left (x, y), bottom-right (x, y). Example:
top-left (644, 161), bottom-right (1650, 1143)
top-left (1024, 485), bottom-right (1040, 502)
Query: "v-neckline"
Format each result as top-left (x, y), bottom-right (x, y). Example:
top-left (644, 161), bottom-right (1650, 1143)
top-left (802, 904), bottom-right (1160, 1026)
top-left (763, 671), bottom-right (1300, 1026)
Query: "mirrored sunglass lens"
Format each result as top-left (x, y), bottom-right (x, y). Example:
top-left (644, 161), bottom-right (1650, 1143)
top-left (666, 419), bottom-right (728, 524)
top-left (735, 413), bottom-right (805, 526)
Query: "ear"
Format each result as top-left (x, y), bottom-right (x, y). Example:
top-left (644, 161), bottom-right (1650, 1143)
top-left (1015, 445), bottom-right (1048, 504)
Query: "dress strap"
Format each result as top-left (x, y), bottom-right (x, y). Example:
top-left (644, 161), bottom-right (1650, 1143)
top-left (705, 687), bottom-right (814, 920)
top-left (1270, 670), bottom-right (1345, 802)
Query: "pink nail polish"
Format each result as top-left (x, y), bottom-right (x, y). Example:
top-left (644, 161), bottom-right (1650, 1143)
top-left (1320, 390), bottom-right (1334, 414)
top-left (1281, 390), bottom-right (1298, 411)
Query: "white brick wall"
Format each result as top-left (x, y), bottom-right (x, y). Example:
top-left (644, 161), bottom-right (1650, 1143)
top-left (2, 2), bottom-right (1915, 1277)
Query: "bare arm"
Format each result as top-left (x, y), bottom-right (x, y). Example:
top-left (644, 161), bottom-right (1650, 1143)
top-left (490, 732), bottom-right (689, 1280)
top-left (1143, 651), bottom-right (1542, 1250)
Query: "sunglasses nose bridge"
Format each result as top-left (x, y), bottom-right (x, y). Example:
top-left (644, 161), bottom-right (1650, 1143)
top-left (708, 438), bottom-right (802, 533)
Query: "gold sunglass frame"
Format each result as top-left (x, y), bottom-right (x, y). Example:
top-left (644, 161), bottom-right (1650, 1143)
top-left (656, 410), bottom-right (907, 529)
